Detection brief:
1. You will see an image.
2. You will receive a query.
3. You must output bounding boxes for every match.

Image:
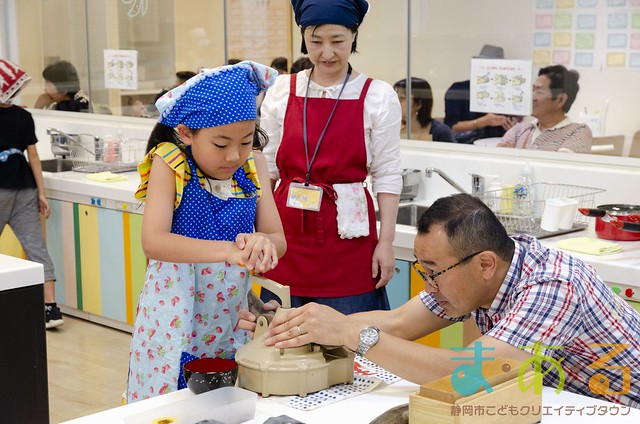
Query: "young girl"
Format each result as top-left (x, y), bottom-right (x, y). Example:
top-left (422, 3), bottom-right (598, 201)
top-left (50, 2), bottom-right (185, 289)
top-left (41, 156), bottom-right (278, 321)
top-left (126, 61), bottom-right (286, 402)
top-left (0, 59), bottom-right (64, 329)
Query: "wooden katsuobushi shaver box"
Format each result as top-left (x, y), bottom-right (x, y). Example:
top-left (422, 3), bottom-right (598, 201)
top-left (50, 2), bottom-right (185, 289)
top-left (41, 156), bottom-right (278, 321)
top-left (409, 357), bottom-right (542, 423)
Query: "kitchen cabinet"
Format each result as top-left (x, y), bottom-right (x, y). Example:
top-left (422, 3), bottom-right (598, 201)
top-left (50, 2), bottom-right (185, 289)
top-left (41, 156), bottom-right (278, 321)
top-left (45, 199), bottom-right (146, 328)
top-left (0, 225), bottom-right (24, 258)
top-left (386, 259), bottom-right (410, 309)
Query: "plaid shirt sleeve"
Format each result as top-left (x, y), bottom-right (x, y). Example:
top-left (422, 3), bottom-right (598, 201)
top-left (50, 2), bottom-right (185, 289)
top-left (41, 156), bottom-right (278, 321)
top-left (485, 279), bottom-right (583, 357)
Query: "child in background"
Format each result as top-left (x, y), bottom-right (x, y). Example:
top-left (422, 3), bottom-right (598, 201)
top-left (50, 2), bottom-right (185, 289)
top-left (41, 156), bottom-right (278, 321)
top-left (126, 61), bottom-right (286, 402)
top-left (0, 59), bottom-right (64, 329)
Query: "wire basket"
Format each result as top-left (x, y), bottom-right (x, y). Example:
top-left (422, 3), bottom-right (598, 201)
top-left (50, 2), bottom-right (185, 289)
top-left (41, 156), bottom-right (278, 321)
top-left (67, 136), bottom-right (145, 173)
top-left (477, 182), bottom-right (605, 238)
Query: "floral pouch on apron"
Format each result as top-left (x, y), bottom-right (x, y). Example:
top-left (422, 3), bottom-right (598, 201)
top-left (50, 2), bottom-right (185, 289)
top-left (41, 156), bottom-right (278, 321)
top-left (333, 182), bottom-right (370, 239)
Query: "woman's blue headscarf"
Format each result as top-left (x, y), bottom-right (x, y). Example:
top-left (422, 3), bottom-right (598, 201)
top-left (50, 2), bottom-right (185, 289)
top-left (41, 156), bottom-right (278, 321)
top-left (291, 0), bottom-right (369, 28)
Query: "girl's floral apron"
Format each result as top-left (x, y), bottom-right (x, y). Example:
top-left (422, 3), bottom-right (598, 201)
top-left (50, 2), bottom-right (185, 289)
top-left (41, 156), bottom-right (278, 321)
top-left (126, 153), bottom-right (257, 402)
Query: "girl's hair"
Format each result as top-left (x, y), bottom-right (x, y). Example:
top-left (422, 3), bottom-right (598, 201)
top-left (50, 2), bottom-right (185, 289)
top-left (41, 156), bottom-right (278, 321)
top-left (300, 25), bottom-right (359, 54)
top-left (393, 78), bottom-right (433, 129)
top-left (145, 121), bottom-right (269, 156)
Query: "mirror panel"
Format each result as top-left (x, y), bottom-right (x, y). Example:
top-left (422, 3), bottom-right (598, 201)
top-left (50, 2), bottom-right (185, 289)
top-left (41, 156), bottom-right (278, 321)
top-left (5, 0), bottom-right (640, 163)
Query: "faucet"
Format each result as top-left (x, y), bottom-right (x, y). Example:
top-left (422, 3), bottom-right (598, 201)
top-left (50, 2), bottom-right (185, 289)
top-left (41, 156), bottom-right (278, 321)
top-left (47, 128), bottom-right (101, 160)
top-left (425, 168), bottom-right (486, 195)
top-left (425, 167), bottom-right (469, 194)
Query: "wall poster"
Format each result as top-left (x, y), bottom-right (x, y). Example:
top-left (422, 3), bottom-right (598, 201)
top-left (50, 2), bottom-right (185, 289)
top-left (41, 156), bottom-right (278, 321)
top-left (104, 49), bottom-right (138, 90)
top-left (469, 59), bottom-right (533, 116)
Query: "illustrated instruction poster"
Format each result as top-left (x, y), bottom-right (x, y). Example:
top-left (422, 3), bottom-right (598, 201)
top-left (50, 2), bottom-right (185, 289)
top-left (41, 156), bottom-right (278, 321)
top-left (104, 49), bottom-right (138, 90)
top-left (533, 0), bottom-right (640, 69)
top-left (469, 59), bottom-right (533, 116)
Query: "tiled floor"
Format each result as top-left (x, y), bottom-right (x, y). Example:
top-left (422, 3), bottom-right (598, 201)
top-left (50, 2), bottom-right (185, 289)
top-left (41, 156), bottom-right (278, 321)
top-left (46, 316), bottom-right (131, 423)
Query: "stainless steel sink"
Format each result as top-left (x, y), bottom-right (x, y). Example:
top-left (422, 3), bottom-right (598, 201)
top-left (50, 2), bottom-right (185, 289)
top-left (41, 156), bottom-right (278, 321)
top-left (376, 204), bottom-right (429, 227)
top-left (40, 159), bottom-right (74, 173)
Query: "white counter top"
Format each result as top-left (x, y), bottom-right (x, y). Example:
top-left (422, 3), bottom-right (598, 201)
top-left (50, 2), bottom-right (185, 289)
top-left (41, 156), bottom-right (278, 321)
top-left (43, 170), bottom-right (143, 212)
top-left (61, 381), bottom-right (640, 423)
top-left (41, 167), bottom-right (640, 290)
top-left (542, 227), bottom-right (640, 288)
top-left (0, 254), bottom-right (44, 291)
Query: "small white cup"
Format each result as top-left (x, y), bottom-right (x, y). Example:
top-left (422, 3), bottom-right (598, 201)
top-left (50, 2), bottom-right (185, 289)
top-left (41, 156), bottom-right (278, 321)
top-left (558, 198), bottom-right (579, 230)
top-left (540, 198), bottom-right (564, 232)
top-left (540, 198), bottom-right (579, 232)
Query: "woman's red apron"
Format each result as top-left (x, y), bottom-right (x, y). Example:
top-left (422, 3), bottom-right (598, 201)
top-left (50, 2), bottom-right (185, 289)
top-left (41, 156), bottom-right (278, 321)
top-left (265, 74), bottom-right (378, 297)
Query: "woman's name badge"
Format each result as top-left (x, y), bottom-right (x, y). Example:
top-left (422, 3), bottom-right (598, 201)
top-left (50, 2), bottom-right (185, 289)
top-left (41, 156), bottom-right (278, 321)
top-left (287, 182), bottom-right (323, 211)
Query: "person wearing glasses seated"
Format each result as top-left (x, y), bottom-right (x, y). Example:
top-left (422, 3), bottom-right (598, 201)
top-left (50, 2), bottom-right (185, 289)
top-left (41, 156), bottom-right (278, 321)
top-left (251, 193), bottom-right (640, 408)
top-left (497, 65), bottom-right (592, 153)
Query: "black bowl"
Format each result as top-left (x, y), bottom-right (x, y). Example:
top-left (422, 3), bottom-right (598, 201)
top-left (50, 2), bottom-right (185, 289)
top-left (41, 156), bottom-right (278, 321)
top-left (183, 357), bottom-right (238, 394)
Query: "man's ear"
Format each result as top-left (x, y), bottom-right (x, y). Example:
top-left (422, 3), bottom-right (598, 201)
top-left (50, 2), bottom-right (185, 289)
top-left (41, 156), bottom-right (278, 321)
top-left (555, 92), bottom-right (568, 110)
top-left (478, 251), bottom-right (498, 279)
top-left (176, 124), bottom-right (193, 145)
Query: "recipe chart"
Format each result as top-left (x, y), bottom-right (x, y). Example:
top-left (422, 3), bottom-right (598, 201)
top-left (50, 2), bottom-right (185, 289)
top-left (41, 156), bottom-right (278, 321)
top-left (469, 59), bottom-right (533, 116)
top-left (532, 0), bottom-right (640, 69)
top-left (104, 49), bottom-right (139, 90)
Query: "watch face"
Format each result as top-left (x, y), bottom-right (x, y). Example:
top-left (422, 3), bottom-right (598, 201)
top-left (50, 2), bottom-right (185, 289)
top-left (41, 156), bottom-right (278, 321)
top-left (361, 326), bottom-right (379, 345)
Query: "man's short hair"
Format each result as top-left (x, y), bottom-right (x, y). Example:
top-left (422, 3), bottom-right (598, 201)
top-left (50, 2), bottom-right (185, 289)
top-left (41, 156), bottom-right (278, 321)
top-left (539, 65), bottom-right (580, 113)
top-left (417, 194), bottom-right (514, 262)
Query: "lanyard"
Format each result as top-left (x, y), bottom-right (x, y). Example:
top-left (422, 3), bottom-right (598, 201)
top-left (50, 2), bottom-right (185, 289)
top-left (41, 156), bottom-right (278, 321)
top-left (302, 64), bottom-right (352, 185)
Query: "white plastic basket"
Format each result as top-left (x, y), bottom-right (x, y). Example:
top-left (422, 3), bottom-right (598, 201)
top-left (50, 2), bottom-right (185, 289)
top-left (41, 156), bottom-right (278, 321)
top-left (477, 182), bottom-right (605, 237)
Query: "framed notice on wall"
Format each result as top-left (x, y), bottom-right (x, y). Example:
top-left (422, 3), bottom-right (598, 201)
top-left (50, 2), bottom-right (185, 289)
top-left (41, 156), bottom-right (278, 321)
top-left (104, 49), bottom-right (138, 90)
top-left (469, 59), bottom-right (533, 116)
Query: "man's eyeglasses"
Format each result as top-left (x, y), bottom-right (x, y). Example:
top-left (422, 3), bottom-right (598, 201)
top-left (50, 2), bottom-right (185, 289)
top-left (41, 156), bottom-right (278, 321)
top-left (411, 251), bottom-right (483, 290)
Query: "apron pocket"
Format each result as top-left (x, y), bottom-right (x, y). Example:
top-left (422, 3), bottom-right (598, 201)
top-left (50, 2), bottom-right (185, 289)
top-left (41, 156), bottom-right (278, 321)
top-left (333, 182), bottom-right (370, 239)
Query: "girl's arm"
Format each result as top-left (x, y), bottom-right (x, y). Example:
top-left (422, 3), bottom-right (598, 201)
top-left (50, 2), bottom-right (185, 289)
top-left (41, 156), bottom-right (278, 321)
top-left (26, 145), bottom-right (51, 219)
top-left (242, 151), bottom-right (287, 261)
top-left (141, 155), bottom-right (243, 264)
top-left (234, 152), bottom-right (286, 273)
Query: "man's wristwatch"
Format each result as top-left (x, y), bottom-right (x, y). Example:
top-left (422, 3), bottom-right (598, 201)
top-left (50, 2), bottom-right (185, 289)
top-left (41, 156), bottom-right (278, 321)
top-left (355, 325), bottom-right (380, 356)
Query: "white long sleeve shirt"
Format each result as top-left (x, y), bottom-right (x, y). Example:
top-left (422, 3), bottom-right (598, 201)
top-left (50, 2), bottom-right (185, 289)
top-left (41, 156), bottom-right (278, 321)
top-left (260, 70), bottom-right (403, 195)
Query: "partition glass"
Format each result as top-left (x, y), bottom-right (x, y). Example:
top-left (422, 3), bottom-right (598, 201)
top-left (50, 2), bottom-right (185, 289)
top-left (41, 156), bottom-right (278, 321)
top-left (3, 0), bottom-right (639, 159)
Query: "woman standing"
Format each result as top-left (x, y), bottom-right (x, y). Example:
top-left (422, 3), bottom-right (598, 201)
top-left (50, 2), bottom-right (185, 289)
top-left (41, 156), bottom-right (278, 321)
top-left (260, 0), bottom-right (402, 314)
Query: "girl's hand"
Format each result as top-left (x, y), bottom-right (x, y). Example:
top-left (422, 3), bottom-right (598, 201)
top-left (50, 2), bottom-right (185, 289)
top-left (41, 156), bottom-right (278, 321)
top-left (38, 194), bottom-right (51, 219)
top-left (235, 233), bottom-right (279, 273)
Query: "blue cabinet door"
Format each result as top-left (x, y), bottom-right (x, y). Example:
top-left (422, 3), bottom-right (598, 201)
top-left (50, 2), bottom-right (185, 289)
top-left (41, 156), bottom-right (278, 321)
top-left (386, 259), bottom-right (410, 309)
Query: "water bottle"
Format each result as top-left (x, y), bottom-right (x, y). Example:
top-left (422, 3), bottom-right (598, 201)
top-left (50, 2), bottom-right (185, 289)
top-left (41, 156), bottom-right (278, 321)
top-left (486, 175), bottom-right (502, 213)
top-left (513, 163), bottom-right (535, 217)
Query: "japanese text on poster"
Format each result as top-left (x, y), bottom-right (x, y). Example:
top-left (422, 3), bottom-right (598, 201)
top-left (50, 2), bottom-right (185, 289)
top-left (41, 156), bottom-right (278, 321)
top-left (470, 59), bottom-right (533, 116)
top-left (104, 50), bottom-right (138, 90)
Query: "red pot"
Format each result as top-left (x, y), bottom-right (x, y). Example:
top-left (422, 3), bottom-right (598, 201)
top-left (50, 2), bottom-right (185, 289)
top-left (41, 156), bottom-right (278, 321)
top-left (595, 204), bottom-right (640, 241)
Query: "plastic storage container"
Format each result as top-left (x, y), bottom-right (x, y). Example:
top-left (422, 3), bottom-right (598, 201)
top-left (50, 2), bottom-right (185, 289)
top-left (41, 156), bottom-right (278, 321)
top-left (123, 386), bottom-right (257, 424)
